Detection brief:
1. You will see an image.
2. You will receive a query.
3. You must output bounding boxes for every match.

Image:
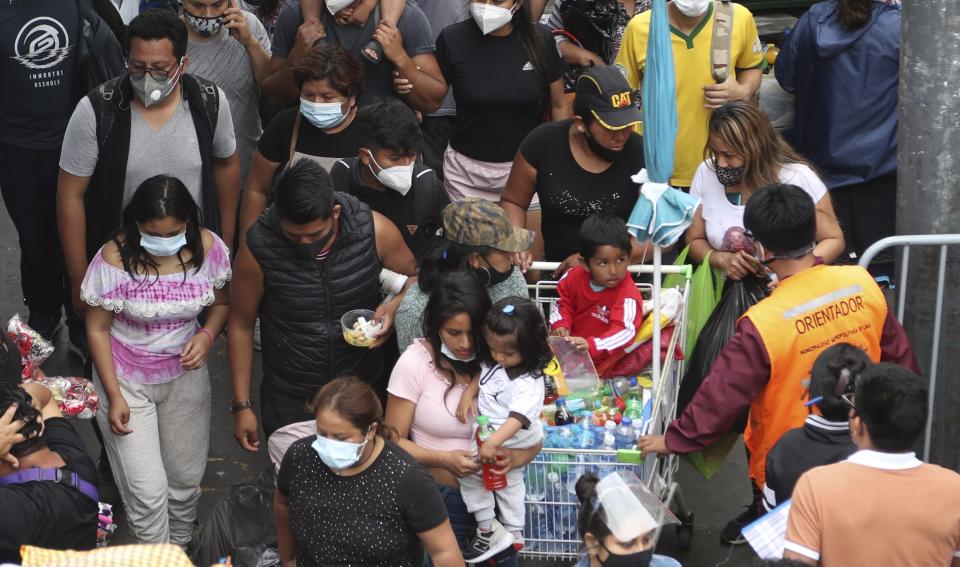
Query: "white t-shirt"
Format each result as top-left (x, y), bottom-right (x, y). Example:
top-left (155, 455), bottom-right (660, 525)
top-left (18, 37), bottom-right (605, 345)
top-left (690, 161), bottom-right (827, 254)
top-left (477, 363), bottom-right (544, 449)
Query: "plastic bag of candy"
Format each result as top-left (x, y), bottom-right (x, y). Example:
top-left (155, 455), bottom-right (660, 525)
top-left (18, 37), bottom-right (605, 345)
top-left (97, 503), bottom-right (117, 547)
top-left (23, 376), bottom-right (100, 419)
top-left (5, 314), bottom-right (55, 380)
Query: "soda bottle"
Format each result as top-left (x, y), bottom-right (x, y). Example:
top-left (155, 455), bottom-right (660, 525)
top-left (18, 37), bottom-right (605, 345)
top-left (591, 410), bottom-right (608, 428)
top-left (554, 397), bottom-right (574, 426)
top-left (624, 397), bottom-right (643, 420)
top-left (606, 406), bottom-right (622, 425)
top-left (476, 416), bottom-right (508, 491)
top-left (543, 375), bottom-right (559, 405)
top-left (611, 377), bottom-right (632, 398)
top-left (627, 377), bottom-right (642, 400)
top-left (576, 411), bottom-right (595, 449)
top-left (613, 396), bottom-right (626, 412)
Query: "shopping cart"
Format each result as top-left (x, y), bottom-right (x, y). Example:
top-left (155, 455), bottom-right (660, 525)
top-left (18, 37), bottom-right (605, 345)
top-left (520, 262), bottom-right (695, 559)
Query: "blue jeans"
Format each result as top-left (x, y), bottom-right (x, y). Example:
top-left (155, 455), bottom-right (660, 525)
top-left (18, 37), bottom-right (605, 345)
top-left (431, 483), bottom-right (518, 567)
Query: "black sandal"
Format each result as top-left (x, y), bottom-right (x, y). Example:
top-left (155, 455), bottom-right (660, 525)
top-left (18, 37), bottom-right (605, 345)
top-left (361, 3), bottom-right (383, 64)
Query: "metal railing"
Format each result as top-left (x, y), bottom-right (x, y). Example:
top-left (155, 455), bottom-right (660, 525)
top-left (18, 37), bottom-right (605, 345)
top-left (859, 234), bottom-right (960, 461)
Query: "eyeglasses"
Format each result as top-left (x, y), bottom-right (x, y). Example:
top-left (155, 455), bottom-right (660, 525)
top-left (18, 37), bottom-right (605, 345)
top-left (126, 59), bottom-right (181, 81)
top-left (836, 368), bottom-right (857, 411)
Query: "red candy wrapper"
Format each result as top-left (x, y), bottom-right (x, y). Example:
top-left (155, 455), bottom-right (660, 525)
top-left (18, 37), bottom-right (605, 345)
top-left (23, 376), bottom-right (100, 419)
top-left (5, 314), bottom-right (55, 380)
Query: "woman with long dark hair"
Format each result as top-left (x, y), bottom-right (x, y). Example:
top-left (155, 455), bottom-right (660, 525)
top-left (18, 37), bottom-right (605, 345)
top-left (776, 0), bottom-right (900, 280)
top-left (385, 272), bottom-right (540, 565)
top-left (81, 175), bottom-right (231, 545)
top-left (275, 376), bottom-right (463, 567)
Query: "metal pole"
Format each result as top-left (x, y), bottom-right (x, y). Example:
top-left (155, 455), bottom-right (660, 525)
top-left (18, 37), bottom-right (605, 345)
top-left (899, 0), bottom-right (960, 469)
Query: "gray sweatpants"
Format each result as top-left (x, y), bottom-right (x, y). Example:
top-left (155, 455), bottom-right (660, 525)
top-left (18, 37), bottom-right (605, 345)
top-left (94, 366), bottom-right (211, 545)
top-left (459, 465), bottom-right (527, 534)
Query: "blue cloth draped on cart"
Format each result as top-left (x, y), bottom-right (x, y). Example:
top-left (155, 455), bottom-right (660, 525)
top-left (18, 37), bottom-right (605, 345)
top-left (626, 0), bottom-right (699, 246)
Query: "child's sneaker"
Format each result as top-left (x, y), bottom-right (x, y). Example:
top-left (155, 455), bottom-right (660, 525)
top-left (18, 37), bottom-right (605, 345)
top-left (463, 520), bottom-right (512, 563)
top-left (511, 531), bottom-right (524, 552)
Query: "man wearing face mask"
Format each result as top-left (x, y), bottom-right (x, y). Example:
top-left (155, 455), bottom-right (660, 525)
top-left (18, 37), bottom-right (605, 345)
top-left (229, 160), bottom-right (418, 449)
top-left (182, 0), bottom-right (272, 192)
top-left (331, 98), bottom-right (448, 261)
top-left (58, 9), bottom-right (240, 317)
top-left (615, 0), bottom-right (763, 189)
top-left (637, 184), bottom-right (918, 546)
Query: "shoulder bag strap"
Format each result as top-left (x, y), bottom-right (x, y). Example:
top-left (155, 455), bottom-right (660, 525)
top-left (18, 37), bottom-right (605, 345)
top-left (711, 0), bottom-right (735, 83)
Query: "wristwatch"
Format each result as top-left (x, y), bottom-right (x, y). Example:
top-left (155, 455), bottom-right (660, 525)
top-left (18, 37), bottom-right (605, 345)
top-left (230, 399), bottom-right (254, 415)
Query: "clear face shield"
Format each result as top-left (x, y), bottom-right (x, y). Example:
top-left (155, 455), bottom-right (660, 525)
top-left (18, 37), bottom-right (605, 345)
top-left (595, 471), bottom-right (680, 542)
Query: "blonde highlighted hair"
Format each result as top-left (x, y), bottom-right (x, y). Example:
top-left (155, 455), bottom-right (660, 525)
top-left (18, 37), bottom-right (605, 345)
top-left (705, 101), bottom-right (812, 190)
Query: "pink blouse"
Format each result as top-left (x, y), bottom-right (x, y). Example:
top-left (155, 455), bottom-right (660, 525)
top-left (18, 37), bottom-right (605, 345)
top-left (80, 234), bottom-right (232, 384)
top-left (388, 339), bottom-right (474, 453)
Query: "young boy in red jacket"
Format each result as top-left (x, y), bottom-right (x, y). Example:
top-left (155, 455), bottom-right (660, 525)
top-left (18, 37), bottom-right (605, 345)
top-left (549, 214), bottom-right (644, 372)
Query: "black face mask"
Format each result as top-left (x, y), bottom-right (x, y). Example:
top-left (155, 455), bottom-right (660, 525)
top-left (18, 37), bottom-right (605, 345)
top-left (294, 224), bottom-right (336, 259)
top-left (476, 263), bottom-right (515, 287)
top-left (715, 164), bottom-right (745, 187)
top-left (584, 128), bottom-right (625, 162)
top-left (599, 544), bottom-right (653, 567)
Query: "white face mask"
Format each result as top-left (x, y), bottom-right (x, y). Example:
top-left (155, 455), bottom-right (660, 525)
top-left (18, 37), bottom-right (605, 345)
top-left (440, 340), bottom-right (476, 362)
top-left (366, 150), bottom-right (414, 196)
top-left (470, 2), bottom-right (519, 35)
top-left (326, 0), bottom-right (354, 15)
top-left (673, 0), bottom-right (711, 17)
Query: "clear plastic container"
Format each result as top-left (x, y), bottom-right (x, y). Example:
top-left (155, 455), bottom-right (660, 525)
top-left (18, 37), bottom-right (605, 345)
top-left (340, 309), bottom-right (380, 347)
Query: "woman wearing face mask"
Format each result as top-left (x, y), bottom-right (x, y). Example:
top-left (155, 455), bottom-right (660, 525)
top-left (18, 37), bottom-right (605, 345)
top-left (431, 0), bottom-right (571, 263)
top-left (385, 272), bottom-right (540, 565)
top-left (574, 473), bottom-right (681, 567)
top-left (686, 101), bottom-right (844, 280)
top-left (81, 175), bottom-right (231, 545)
top-left (275, 376), bottom-right (464, 567)
top-left (394, 199), bottom-right (533, 353)
top-left (501, 65), bottom-right (653, 278)
top-left (238, 41), bottom-right (365, 240)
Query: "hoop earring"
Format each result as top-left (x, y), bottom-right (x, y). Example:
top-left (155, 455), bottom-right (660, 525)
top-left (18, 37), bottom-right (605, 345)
top-left (477, 265), bottom-right (492, 287)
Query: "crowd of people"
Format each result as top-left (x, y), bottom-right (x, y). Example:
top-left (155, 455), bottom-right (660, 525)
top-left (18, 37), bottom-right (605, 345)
top-left (3, 0), bottom-right (959, 565)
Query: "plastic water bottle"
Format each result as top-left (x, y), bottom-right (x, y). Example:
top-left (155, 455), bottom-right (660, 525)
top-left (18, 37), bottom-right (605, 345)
top-left (476, 416), bottom-right (507, 491)
top-left (615, 417), bottom-right (636, 449)
top-left (554, 426), bottom-right (575, 449)
top-left (576, 412), bottom-right (596, 449)
top-left (627, 376), bottom-right (642, 399)
top-left (554, 398), bottom-right (574, 426)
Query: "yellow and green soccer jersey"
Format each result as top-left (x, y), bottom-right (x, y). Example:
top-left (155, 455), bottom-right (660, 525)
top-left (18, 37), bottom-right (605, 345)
top-left (615, 2), bottom-right (763, 187)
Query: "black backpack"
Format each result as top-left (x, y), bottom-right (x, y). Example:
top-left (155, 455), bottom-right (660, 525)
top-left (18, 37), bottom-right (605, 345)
top-left (75, 0), bottom-right (127, 101)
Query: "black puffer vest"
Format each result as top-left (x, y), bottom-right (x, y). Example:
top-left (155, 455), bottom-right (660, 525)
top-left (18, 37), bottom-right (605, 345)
top-left (246, 193), bottom-right (383, 397)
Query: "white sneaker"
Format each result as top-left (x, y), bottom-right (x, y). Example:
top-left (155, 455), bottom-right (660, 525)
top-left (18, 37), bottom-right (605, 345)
top-left (463, 520), bottom-right (513, 563)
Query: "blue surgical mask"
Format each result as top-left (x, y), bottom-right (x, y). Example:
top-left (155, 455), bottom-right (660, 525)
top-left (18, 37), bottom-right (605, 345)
top-left (311, 428), bottom-right (371, 471)
top-left (300, 97), bottom-right (349, 130)
top-left (138, 227), bottom-right (187, 257)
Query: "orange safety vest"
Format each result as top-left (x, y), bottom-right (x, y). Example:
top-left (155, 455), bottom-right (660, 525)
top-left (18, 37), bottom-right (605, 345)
top-left (742, 264), bottom-right (886, 486)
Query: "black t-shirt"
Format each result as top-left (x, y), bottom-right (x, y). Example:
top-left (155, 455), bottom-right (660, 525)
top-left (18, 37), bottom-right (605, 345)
top-left (271, 0), bottom-right (436, 107)
top-left (520, 119), bottom-right (645, 261)
top-left (277, 438), bottom-right (448, 567)
top-left (330, 157), bottom-right (449, 260)
top-left (0, 418), bottom-right (98, 563)
top-left (436, 20), bottom-right (563, 163)
top-left (0, 0), bottom-right (80, 149)
top-left (258, 108), bottom-right (365, 166)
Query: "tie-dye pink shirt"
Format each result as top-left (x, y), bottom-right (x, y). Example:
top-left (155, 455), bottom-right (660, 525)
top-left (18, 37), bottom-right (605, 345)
top-left (80, 233), bottom-right (232, 384)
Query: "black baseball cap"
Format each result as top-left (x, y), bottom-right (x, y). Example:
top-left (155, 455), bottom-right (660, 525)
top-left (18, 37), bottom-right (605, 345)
top-left (574, 65), bottom-right (643, 130)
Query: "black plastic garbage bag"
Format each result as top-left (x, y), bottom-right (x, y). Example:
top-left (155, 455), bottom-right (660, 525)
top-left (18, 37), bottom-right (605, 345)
top-left (678, 275), bottom-right (769, 414)
top-left (190, 468), bottom-right (278, 567)
top-left (677, 275), bottom-right (769, 478)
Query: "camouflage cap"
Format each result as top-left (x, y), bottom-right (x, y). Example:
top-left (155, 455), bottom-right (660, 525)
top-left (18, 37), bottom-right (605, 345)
top-left (442, 198), bottom-right (535, 253)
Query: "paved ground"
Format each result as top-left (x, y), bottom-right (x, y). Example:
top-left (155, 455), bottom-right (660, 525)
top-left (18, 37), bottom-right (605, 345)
top-left (0, 207), bottom-right (759, 567)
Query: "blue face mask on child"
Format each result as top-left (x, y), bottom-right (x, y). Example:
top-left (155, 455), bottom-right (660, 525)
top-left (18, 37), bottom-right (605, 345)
top-left (138, 228), bottom-right (187, 257)
top-left (311, 428), bottom-right (371, 471)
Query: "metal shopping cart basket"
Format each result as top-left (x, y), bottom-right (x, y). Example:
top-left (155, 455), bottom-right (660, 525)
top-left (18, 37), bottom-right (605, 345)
top-left (520, 262), bottom-right (695, 559)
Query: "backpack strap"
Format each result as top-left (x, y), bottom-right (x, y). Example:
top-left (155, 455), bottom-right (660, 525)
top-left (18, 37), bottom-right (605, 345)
top-left (183, 74), bottom-right (220, 135)
top-left (90, 76), bottom-right (125, 152)
top-left (711, 0), bottom-right (734, 83)
top-left (289, 112), bottom-right (302, 165)
top-left (0, 467), bottom-right (100, 503)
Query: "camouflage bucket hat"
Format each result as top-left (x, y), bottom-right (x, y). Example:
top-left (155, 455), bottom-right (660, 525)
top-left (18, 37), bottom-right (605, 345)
top-left (442, 198), bottom-right (535, 253)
